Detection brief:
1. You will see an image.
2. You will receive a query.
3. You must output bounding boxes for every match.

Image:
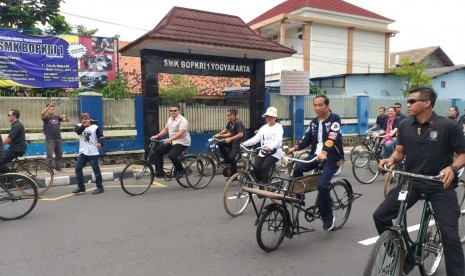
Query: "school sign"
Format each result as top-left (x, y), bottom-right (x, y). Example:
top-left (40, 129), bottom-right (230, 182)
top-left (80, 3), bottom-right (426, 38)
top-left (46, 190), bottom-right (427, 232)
top-left (0, 29), bottom-right (116, 89)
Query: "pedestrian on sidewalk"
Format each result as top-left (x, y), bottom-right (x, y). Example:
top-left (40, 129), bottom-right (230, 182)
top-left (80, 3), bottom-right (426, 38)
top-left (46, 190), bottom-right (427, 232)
top-left (41, 103), bottom-right (69, 172)
top-left (72, 113), bottom-right (105, 195)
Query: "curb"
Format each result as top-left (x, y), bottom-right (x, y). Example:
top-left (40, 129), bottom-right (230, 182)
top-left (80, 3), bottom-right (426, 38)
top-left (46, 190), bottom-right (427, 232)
top-left (53, 171), bottom-right (123, 186)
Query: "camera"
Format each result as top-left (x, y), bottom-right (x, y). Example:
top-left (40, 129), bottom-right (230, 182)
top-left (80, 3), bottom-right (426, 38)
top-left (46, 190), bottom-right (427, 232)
top-left (90, 119), bottom-right (99, 125)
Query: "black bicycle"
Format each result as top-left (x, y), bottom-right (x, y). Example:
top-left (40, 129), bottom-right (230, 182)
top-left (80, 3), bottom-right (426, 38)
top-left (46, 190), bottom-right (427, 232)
top-left (243, 155), bottom-right (360, 252)
top-left (120, 138), bottom-right (207, 195)
top-left (363, 168), bottom-right (445, 275)
top-left (0, 172), bottom-right (38, 220)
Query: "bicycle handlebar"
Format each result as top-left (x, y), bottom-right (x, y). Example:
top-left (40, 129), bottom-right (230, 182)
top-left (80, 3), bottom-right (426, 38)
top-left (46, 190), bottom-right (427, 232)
top-left (149, 137), bottom-right (165, 143)
top-left (208, 137), bottom-right (225, 143)
top-left (382, 164), bottom-right (443, 182)
top-left (281, 153), bottom-right (318, 164)
top-left (240, 144), bottom-right (265, 152)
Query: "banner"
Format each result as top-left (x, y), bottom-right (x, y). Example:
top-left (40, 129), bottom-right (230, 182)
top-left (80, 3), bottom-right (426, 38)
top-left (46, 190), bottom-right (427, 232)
top-left (0, 29), bottom-right (116, 89)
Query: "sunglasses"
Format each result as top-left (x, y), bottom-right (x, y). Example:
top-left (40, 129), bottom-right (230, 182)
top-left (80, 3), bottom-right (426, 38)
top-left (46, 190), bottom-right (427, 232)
top-left (169, 110), bottom-right (178, 112)
top-left (227, 114), bottom-right (232, 117)
top-left (407, 98), bottom-right (428, 105)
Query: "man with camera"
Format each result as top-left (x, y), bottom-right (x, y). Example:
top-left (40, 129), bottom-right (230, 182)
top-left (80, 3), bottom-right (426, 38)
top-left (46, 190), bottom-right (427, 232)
top-left (72, 113), bottom-right (105, 195)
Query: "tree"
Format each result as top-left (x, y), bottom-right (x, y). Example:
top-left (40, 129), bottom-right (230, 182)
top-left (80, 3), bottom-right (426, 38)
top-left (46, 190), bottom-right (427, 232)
top-left (0, 0), bottom-right (64, 30)
top-left (390, 57), bottom-right (432, 96)
top-left (159, 74), bottom-right (198, 104)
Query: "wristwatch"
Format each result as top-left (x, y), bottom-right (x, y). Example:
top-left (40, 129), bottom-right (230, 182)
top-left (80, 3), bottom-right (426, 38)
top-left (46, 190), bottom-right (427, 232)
top-left (450, 165), bottom-right (459, 176)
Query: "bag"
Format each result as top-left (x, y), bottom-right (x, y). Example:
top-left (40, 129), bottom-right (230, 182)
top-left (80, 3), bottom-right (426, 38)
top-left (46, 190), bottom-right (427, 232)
top-left (261, 148), bottom-right (277, 156)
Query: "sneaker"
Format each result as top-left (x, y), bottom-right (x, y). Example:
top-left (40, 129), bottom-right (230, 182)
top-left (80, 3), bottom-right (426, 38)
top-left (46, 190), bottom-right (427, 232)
top-left (323, 216), bottom-right (335, 231)
top-left (92, 188), bottom-right (104, 194)
top-left (72, 187), bottom-right (86, 194)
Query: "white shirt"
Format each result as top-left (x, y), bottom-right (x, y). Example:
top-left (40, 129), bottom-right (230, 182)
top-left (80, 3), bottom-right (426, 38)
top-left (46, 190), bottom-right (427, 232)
top-left (243, 123), bottom-right (283, 159)
top-left (77, 124), bottom-right (101, 156)
top-left (165, 115), bottom-right (191, 146)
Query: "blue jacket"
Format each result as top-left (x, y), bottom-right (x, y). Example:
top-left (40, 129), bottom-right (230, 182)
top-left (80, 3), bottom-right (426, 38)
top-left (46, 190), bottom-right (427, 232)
top-left (297, 113), bottom-right (344, 161)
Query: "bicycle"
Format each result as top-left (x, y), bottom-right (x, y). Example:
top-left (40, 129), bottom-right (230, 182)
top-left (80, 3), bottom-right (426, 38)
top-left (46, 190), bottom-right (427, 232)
top-left (243, 155), bottom-right (360, 252)
top-left (0, 172), bottom-right (39, 220)
top-left (222, 144), bottom-right (280, 217)
top-left (120, 138), bottom-right (208, 195)
top-left (363, 168), bottom-right (445, 275)
top-left (351, 135), bottom-right (386, 184)
top-left (455, 178), bottom-right (465, 244)
top-left (9, 157), bottom-right (54, 195)
top-left (349, 131), bottom-right (378, 163)
top-left (197, 137), bottom-right (243, 179)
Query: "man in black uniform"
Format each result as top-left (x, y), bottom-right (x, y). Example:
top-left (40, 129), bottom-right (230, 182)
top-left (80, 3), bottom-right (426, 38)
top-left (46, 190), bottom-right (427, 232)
top-left (377, 87), bottom-right (465, 275)
top-left (1, 109), bottom-right (27, 174)
top-left (214, 109), bottom-right (245, 176)
top-left (367, 106), bottom-right (388, 132)
top-left (394, 102), bottom-right (407, 122)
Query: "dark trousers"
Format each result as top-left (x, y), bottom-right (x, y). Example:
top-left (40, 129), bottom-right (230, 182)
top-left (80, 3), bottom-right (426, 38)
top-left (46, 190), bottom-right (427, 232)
top-left (253, 155), bottom-right (278, 183)
top-left (45, 138), bottom-right (63, 170)
top-left (75, 154), bottom-right (103, 190)
top-left (0, 150), bottom-right (26, 174)
top-left (218, 140), bottom-right (240, 173)
top-left (292, 154), bottom-right (339, 221)
top-left (373, 183), bottom-right (465, 275)
top-left (150, 143), bottom-right (187, 174)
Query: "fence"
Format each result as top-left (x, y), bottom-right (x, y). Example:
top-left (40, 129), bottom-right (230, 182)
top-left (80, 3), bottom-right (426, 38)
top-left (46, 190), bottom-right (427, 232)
top-left (0, 94), bottom-right (459, 136)
top-left (0, 96), bottom-right (135, 132)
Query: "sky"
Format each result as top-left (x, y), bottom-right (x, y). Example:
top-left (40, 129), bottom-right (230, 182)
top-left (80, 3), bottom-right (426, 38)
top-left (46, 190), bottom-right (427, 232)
top-left (60, 0), bottom-right (465, 64)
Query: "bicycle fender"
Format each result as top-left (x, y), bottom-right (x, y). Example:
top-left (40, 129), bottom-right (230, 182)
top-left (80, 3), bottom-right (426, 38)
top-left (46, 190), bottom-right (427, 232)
top-left (331, 178), bottom-right (354, 196)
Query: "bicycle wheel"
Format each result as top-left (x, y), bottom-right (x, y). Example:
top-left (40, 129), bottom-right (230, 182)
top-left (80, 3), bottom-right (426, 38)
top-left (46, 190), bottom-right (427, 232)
top-left (363, 230), bottom-right (405, 276)
top-left (16, 160), bottom-right (54, 195)
top-left (329, 180), bottom-right (352, 230)
top-left (350, 143), bottom-right (368, 163)
top-left (0, 173), bottom-right (38, 220)
top-left (174, 154), bottom-right (197, 188)
top-left (352, 152), bottom-right (379, 184)
top-left (256, 205), bottom-right (287, 252)
top-left (223, 172), bottom-right (251, 217)
top-left (186, 156), bottom-right (215, 189)
top-left (419, 214), bottom-right (443, 275)
top-left (120, 160), bottom-right (154, 196)
top-left (456, 180), bottom-right (465, 243)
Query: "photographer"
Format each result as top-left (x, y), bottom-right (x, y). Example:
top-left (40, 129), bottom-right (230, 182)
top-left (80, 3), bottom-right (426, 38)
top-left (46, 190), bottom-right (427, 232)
top-left (72, 113), bottom-right (105, 195)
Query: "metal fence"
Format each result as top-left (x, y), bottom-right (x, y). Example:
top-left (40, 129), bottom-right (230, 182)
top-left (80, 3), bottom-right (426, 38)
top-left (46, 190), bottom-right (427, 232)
top-left (159, 105), bottom-right (250, 132)
top-left (0, 96), bottom-right (135, 132)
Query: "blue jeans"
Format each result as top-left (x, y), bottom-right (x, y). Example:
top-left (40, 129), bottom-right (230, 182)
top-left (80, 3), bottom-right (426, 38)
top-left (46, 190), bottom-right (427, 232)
top-left (381, 139), bottom-right (397, 159)
top-left (75, 154), bottom-right (103, 190)
top-left (292, 154), bottom-right (339, 222)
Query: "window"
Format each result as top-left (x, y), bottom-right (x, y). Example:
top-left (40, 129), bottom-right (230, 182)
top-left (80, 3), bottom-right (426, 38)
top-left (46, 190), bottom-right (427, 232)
top-left (441, 81), bottom-right (446, 88)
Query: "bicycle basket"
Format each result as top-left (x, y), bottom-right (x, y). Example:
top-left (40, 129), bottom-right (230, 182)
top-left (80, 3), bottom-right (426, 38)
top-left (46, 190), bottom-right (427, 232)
top-left (290, 175), bottom-right (319, 193)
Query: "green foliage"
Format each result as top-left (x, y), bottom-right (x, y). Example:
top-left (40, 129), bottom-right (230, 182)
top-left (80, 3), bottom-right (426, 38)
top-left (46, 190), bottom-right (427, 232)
top-left (73, 24), bottom-right (98, 36)
top-left (97, 76), bottom-right (131, 99)
top-left (390, 57), bottom-right (432, 96)
top-left (310, 87), bottom-right (326, 95)
top-left (159, 74), bottom-right (198, 104)
top-left (0, 0), bottom-right (63, 29)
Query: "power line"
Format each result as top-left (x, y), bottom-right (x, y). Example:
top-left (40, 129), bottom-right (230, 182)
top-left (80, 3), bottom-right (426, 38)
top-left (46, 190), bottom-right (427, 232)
top-left (61, 11), bottom-right (151, 32)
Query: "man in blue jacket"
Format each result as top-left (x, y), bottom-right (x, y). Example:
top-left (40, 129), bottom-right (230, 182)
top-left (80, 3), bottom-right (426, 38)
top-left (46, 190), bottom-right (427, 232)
top-left (287, 95), bottom-right (344, 231)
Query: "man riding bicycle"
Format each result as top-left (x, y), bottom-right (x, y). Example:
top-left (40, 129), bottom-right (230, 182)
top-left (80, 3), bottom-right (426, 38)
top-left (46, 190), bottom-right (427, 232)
top-left (377, 87), bottom-right (465, 275)
top-left (287, 95), bottom-right (344, 231)
top-left (0, 109), bottom-right (26, 174)
top-left (150, 104), bottom-right (191, 179)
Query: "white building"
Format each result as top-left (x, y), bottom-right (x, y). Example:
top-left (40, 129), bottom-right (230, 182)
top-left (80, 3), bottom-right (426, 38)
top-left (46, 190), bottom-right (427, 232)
top-left (248, 0), bottom-right (397, 81)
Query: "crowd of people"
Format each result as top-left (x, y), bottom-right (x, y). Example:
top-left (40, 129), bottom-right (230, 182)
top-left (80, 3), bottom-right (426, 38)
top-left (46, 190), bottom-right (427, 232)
top-left (1, 89), bottom-right (464, 274)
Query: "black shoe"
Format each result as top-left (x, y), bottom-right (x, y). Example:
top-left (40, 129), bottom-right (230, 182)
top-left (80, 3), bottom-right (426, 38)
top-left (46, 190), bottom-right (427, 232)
top-left (72, 187), bottom-right (86, 194)
top-left (323, 216), bottom-right (335, 231)
top-left (154, 172), bottom-right (165, 178)
top-left (175, 169), bottom-right (185, 180)
top-left (403, 253), bottom-right (415, 274)
top-left (92, 188), bottom-right (104, 194)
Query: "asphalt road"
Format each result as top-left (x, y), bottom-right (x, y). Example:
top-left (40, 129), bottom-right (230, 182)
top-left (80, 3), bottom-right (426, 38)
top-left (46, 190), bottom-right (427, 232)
top-left (0, 163), bottom-right (458, 276)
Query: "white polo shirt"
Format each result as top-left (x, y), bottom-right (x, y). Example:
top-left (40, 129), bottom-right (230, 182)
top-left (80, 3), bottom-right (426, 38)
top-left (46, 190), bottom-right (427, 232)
top-left (165, 115), bottom-right (191, 146)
